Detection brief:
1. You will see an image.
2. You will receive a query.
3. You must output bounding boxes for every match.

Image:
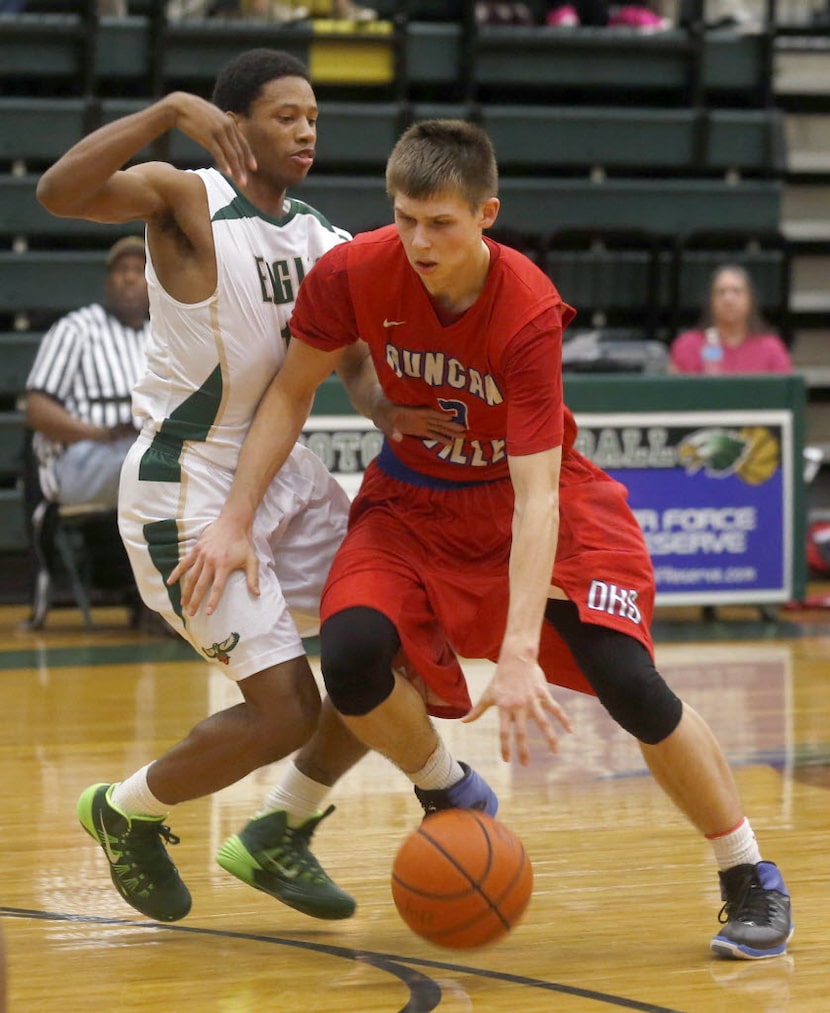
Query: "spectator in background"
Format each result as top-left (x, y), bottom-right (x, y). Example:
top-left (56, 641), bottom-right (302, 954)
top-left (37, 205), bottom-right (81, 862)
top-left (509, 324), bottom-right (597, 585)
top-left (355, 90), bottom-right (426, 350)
top-left (24, 236), bottom-right (151, 623)
top-left (545, 0), bottom-right (670, 28)
top-left (25, 236), bottom-right (149, 511)
top-left (669, 264), bottom-right (792, 375)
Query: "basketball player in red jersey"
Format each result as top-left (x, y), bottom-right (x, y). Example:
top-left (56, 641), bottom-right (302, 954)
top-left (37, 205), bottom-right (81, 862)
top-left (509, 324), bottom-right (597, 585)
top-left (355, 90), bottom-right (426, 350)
top-left (172, 120), bottom-right (792, 961)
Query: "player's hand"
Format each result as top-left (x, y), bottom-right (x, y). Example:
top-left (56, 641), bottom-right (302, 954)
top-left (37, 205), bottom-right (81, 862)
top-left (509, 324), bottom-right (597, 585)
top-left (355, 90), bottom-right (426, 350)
top-left (167, 516), bottom-right (260, 617)
top-left (463, 657), bottom-right (573, 766)
top-left (167, 92), bottom-right (256, 186)
top-left (372, 400), bottom-right (465, 444)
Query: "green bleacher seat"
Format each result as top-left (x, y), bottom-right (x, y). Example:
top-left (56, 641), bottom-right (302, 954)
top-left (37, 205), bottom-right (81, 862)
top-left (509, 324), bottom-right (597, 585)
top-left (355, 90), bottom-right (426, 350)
top-left (471, 27), bottom-right (697, 101)
top-left (0, 487), bottom-right (27, 553)
top-left (676, 249), bottom-right (787, 314)
top-left (156, 17), bottom-right (401, 98)
top-left (0, 412), bottom-right (24, 483)
top-left (95, 15), bottom-right (152, 85)
top-left (0, 251), bottom-right (107, 316)
top-left (707, 109), bottom-right (786, 174)
top-left (542, 228), bottom-right (665, 337)
top-left (155, 101), bottom-right (407, 172)
top-left (0, 99), bottom-right (86, 166)
top-left (314, 102), bottom-right (406, 170)
top-left (293, 175), bottom-right (393, 234)
top-left (0, 333), bottom-right (42, 399)
top-left (483, 107), bottom-right (700, 173)
top-left (294, 174), bottom-right (784, 243)
top-left (406, 21), bottom-right (464, 96)
top-left (0, 9), bottom-right (96, 96)
top-left (669, 228), bottom-right (791, 338)
top-left (701, 30), bottom-right (771, 103)
top-left (483, 106), bottom-right (784, 177)
top-left (496, 177), bottom-right (782, 236)
top-left (0, 176), bottom-right (136, 241)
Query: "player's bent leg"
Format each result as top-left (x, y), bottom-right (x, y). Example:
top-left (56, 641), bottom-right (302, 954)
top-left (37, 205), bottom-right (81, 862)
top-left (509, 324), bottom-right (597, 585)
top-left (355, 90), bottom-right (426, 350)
top-left (545, 600), bottom-right (793, 959)
top-left (640, 710), bottom-right (794, 959)
top-left (321, 607), bottom-right (497, 818)
top-left (77, 783), bottom-right (191, 922)
top-left (544, 600), bottom-right (683, 745)
top-left (293, 696), bottom-right (369, 786)
top-left (215, 661), bottom-right (357, 919)
top-left (147, 656), bottom-right (323, 804)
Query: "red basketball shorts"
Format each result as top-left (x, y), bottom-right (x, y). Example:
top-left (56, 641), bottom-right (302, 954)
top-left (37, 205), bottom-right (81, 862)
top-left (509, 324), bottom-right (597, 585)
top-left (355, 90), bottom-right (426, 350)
top-left (321, 454), bottom-right (655, 718)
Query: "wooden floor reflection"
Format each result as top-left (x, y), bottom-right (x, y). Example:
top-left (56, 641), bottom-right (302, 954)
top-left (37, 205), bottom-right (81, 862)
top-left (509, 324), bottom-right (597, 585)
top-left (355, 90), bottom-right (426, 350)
top-left (1, 600), bottom-right (829, 1012)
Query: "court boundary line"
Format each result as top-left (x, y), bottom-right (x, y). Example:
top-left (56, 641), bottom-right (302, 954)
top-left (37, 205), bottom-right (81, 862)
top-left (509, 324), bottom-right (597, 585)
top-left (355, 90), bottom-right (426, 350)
top-left (0, 904), bottom-right (684, 1013)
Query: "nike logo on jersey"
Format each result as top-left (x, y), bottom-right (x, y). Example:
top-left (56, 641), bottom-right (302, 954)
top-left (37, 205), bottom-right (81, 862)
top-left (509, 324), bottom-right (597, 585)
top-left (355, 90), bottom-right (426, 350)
top-left (383, 319), bottom-right (406, 327)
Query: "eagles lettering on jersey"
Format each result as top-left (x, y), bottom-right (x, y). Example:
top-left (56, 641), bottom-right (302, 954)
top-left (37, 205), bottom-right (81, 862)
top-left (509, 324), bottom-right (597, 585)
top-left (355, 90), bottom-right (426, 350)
top-left (254, 254), bottom-right (306, 306)
top-left (133, 168), bottom-right (350, 473)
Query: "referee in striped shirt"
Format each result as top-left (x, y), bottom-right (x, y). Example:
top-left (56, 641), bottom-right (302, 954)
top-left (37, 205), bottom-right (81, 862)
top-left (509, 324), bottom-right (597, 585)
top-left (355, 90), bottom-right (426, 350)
top-left (25, 235), bottom-right (149, 508)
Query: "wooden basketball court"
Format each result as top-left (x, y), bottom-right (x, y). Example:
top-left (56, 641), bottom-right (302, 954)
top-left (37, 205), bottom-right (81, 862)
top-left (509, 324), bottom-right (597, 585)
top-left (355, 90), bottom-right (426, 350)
top-left (1, 598), bottom-right (828, 1012)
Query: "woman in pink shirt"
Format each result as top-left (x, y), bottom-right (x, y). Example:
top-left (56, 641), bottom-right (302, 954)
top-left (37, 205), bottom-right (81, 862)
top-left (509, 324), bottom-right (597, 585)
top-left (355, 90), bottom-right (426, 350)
top-left (669, 264), bottom-right (792, 375)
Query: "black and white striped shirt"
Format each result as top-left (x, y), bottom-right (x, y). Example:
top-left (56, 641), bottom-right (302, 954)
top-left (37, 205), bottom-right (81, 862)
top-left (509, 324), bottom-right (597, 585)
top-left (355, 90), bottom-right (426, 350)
top-left (25, 303), bottom-right (149, 497)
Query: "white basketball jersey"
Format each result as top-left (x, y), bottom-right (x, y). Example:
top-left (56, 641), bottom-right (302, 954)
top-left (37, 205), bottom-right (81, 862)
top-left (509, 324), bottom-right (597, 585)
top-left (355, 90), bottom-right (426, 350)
top-left (132, 167), bottom-right (350, 472)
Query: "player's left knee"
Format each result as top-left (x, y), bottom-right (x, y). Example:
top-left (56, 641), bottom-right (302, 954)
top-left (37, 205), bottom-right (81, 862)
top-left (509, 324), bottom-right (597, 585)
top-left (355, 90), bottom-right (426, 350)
top-left (598, 669), bottom-right (683, 744)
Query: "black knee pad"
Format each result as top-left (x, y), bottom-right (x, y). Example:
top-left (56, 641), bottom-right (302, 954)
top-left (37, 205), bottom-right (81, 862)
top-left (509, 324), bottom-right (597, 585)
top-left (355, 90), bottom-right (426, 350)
top-left (320, 606), bottom-right (400, 716)
top-left (545, 600), bottom-right (682, 745)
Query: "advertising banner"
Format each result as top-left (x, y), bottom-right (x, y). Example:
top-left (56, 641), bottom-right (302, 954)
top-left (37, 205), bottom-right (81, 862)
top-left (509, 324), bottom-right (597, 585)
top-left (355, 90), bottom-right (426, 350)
top-left (573, 410), bottom-right (794, 605)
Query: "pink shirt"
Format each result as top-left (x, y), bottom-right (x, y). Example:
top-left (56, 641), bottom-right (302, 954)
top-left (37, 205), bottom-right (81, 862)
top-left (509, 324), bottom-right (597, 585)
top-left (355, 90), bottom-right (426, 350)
top-left (670, 328), bottom-right (792, 375)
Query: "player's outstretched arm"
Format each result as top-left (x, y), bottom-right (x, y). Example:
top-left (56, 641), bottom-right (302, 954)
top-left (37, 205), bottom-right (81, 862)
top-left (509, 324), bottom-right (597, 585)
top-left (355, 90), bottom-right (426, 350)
top-left (463, 447), bottom-right (573, 764)
top-left (37, 92), bottom-right (255, 225)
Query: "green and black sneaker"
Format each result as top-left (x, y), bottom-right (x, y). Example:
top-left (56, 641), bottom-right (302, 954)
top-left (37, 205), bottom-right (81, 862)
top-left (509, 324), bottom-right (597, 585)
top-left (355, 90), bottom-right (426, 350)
top-left (77, 782), bottom-right (192, 922)
top-left (216, 804), bottom-right (355, 920)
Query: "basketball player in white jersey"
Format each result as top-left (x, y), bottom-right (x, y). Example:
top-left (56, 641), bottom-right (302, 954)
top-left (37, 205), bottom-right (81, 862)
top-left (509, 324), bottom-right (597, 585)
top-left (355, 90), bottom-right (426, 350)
top-left (37, 48), bottom-right (488, 925)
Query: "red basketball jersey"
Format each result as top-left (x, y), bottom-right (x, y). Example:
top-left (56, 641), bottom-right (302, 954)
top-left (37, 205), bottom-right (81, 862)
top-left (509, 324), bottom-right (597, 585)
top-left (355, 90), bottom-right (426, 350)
top-left (290, 225), bottom-right (577, 482)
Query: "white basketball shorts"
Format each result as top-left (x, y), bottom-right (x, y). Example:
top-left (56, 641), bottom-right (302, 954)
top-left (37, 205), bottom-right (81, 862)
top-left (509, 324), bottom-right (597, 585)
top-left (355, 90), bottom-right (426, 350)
top-left (119, 432), bottom-right (350, 681)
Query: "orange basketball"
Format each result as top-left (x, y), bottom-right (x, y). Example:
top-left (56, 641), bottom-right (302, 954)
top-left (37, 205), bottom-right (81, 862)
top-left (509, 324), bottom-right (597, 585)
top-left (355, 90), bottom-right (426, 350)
top-left (391, 809), bottom-right (533, 949)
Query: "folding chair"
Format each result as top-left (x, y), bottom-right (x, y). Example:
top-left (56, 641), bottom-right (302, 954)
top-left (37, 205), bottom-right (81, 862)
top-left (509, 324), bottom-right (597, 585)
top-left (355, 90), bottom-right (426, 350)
top-left (28, 496), bottom-right (117, 629)
top-left (22, 427), bottom-right (121, 629)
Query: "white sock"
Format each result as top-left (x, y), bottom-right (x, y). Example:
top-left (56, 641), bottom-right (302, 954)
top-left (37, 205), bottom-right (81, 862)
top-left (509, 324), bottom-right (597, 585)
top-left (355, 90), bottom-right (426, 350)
top-left (110, 764), bottom-right (170, 818)
top-left (259, 761), bottom-right (331, 826)
top-left (408, 742), bottom-right (464, 791)
top-left (706, 817), bottom-right (762, 871)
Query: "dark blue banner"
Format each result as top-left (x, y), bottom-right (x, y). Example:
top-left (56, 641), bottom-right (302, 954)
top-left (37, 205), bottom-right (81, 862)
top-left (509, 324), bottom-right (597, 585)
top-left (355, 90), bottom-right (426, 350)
top-left (574, 412), bottom-right (794, 604)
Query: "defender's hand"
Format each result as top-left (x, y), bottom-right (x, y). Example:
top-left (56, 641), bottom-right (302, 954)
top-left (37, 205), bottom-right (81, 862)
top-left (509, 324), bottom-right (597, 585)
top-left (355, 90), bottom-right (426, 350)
top-left (167, 516), bottom-right (259, 616)
top-left (372, 401), bottom-right (465, 444)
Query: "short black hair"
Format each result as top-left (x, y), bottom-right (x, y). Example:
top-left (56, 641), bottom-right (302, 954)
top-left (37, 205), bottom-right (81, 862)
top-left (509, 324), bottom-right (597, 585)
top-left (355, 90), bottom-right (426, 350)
top-left (211, 49), bottom-right (310, 115)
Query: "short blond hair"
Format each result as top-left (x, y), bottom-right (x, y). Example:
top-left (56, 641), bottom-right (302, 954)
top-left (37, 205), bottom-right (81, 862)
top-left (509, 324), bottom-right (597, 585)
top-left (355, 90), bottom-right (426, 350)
top-left (386, 119), bottom-right (498, 210)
